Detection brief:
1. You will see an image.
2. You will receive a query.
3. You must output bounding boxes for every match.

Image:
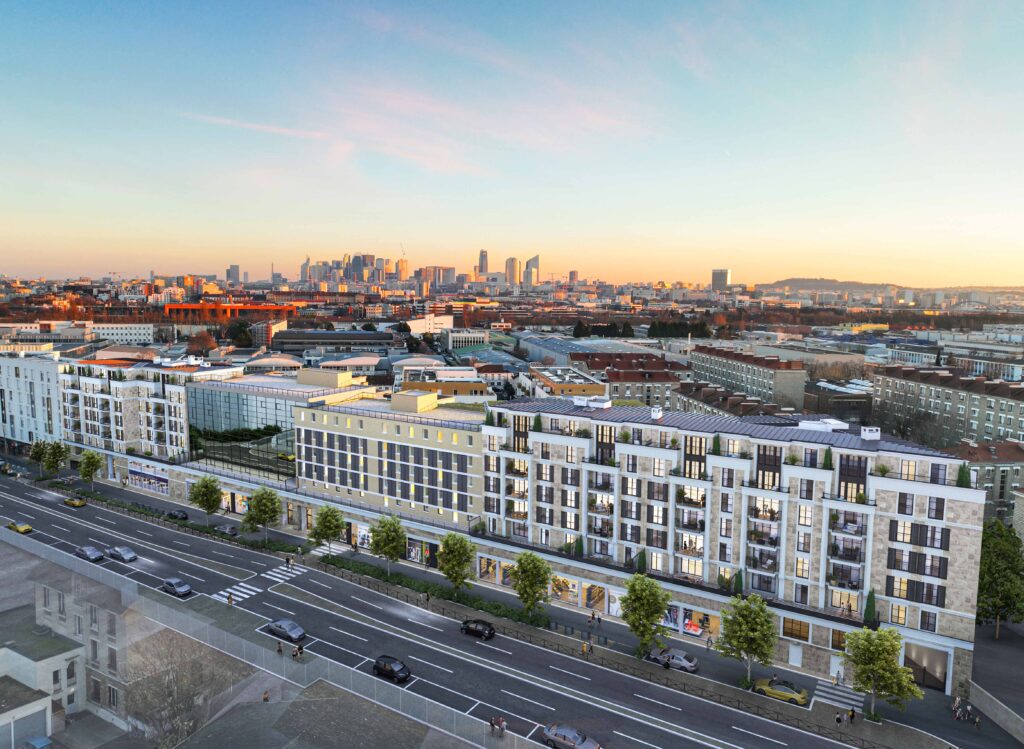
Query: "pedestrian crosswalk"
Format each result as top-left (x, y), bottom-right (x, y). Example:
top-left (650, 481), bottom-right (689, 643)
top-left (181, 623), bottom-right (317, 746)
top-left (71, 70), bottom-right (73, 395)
top-left (308, 545), bottom-right (332, 558)
top-left (813, 679), bottom-right (865, 711)
top-left (260, 564), bottom-right (307, 584)
top-left (211, 581), bottom-right (262, 604)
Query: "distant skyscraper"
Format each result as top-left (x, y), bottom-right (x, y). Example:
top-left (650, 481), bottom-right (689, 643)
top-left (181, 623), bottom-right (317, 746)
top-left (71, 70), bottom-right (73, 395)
top-left (505, 257), bottom-right (522, 286)
top-left (568, 270), bottom-right (579, 284)
top-left (523, 255), bottom-right (540, 287)
top-left (243, 271), bottom-right (249, 283)
top-left (300, 256), bottom-right (310, 283)
top-left (226, 264), bottom-right (240, 285)
top-left (478, 249), bottom-right (488, 276)
top-left (711, 268), bottom-right (731, 292)
top-left (396, 258), bottom-right (409, 281)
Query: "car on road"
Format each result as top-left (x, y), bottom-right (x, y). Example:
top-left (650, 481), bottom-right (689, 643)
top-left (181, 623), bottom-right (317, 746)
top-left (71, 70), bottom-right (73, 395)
top-left (460, 618), bottom-right (496, 640)
top-left (213, 524), bottom-right (239, 537)
top-left (647, 647), bottom-right (699, 673)
top-left (105, 546), bottom-right (138, 562)
top-left (541, 723), bottom-right (602, 749)
top-left (268, 619), bottom-right (306, 642)
top-left (161, 577), bottom-right (192, 597)
top-left (372, 655), bottom-right (411, 683)
top-left (165, 509), bottom-right (188, 521)
top-left (75, 545), bottom-right (104, 563)
top-left (753, 678), bottom-right (809, 706)
top-left (63, 496), bottom-right (87, 508)
top-left (6, 521), bottom-right (32, 534)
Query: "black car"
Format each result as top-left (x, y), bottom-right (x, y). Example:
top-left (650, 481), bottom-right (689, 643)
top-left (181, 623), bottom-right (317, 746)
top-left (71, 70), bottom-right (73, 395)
top-left (213, 524), bottom-right (239, 537)
top-left (161, 577), bottom-right (192, 597)
top-left (460, 618), bottom-right (496, 640)
top-left (268, 619), bottom-right (306, 642)
top-left (75, 545), bottom-right (104, 563)
top-left (165, 509), bottom-right (188, 521)
top-left (372, 655), bottom-right (411, 683)
top-left (105, 546), bottom-right (138, 562)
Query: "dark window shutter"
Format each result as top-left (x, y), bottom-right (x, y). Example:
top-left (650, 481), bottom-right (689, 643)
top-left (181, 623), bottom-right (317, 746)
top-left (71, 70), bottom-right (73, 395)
top-left (885, 576), bottom-right (894, 597)
top-left (941, 528), bottom-right (951, 550)
top-left (889, 520), bottom-right (897, 542)
top-left (646, 505), bottom-right (654, 522)
top-left (887, 548), bottom-right (896, 568)
top-left (910, 523), bottom-right (923, 546)
top-left (937, 587), bottom-right (947, 608)
top-left (939, 557), bottom-right (949, 579)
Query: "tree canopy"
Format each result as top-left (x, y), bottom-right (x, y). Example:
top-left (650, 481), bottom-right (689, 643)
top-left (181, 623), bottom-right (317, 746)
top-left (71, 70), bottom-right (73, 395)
top-left (620, 574), bottom-right (671, 657)
top-left (241, 487), bottom-right (281, 540)
top-left (309, 505), bottom-right (346, 555)
top-left (370, 515), bottom-right (407, 576)
top-left (843, 627), bottom-right (923, 717)
top-left (188, 475), bottom-right (223, 525)
top-left (716, 594), bottom-right (777, 685)
top-left (977, 519), bottom-right (1024, 639)
top-left (438, 533), bottom-right (476, 592)
top-left (510, 551), bottom-right (551, 616)
top-left (78, 450), bottom-right (103, 489)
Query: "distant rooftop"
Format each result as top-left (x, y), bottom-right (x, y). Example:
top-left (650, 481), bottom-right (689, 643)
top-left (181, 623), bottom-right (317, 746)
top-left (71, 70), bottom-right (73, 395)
top-left (0, 675), bottom-right (48, 714)
top-left (321, 396), bottom-right (486, 428)
top-left (0, 604), bottom-right (81, 662)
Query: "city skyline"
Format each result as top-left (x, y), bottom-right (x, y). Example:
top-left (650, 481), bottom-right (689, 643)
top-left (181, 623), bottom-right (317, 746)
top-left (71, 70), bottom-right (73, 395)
top-left (2, 2), bottom-right (1023, 285)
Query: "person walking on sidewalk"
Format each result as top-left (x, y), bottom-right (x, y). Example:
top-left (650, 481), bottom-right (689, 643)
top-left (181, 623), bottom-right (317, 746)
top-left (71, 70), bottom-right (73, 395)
top-left (835, 712), bottom-right (843, 728)
top-left (285, 556), bottom-right (292, 570)
top-left (706, 635), bottom-right (713, 651)
top-left (227, 592), bottom-right (234, 606)
top-left (848, 707), bottom-right (856, 725)
top-left (276, 642), bottom-right (283, 655)
top-left (262, 690), bottom-right (270, 703)
top-left (581, 641), bottom-right (588, 659)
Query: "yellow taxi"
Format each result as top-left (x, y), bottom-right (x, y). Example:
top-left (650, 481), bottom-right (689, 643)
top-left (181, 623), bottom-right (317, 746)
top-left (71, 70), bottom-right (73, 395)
top-left (753, 678), bottom-right (809, 706)
top-left (6, 521), bottom-right (32, 534)
top-left (64, 496), bottom-right (88, 508)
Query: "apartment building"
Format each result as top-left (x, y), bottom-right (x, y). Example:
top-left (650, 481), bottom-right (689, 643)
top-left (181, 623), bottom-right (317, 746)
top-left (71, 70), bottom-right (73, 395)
top-left (944, 440), bottom-right (1024, 533)
top-left (439, 328), bottom-right (489, 351)
top-left (0, 351), bottom-right (62, 448)
top-left (397, 367), bottom-right (494, 403)
top-left (479, 398), bottom-right (983, 694)
top-left (872, 366), bottom-right (1024, 445)
top-left (606, 370), bottom-right (678, 407)
top-left (60, 357), bottom-right (241, 465)
top-left (673, 380), bottom-right (795, 418)
top-left (526, 366), bottom-right (605, 398)
top-left (689, 345), bottom-right (807, 408)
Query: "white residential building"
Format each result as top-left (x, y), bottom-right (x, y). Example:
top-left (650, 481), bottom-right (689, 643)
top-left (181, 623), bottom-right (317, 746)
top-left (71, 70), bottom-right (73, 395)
top-left (0, 351), bottom-right (62, 447)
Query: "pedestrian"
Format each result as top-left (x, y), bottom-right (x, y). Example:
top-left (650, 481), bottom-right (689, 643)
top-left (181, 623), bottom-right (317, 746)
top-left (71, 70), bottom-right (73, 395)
top-left (835, 712), bottom-right (843, 727)
top-left (831, 671), bottom-right (838, 686)
top-left (262, 690), bottom-right (269, 703)
top-left (848, 707), bottom-right (856, 725)
top-left (297, 644), bottom-right (304, 659)
top-left (292, 646), bottom-right (298, 660)
top-left (596, 613), bottom-right (602, 626)
top-left (706, 634), bottom-right (713, 651)
top-left (285, 555), bottom-right (292, 569)
top-left (836, 668), bottom-right (844, 686)
top-left (489, 717), bottom-right (496, 735)
top-left (276, 642), bottom-right (283, 655)
top-left (581, 641), bottom-right (588, 658)
top-left (975, 715), bottom-right (981, 731)
top-left (589, 609), bottom-right (595, 623)
top-left (967, 704), bottom-right (973, 719)
top-left (770, 671), bottom-right (778, 686)
top-left (498, 717), bottom-right (507, 736)
top-left (426, 591), bottom-right (431, 606)
top-left (227, 592), bottom-right (234, 606)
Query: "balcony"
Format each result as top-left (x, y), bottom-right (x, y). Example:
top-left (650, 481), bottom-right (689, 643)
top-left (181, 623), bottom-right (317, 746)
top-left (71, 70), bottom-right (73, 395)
top-left (505, 461), bottom-right (528, 477)
top-left (829, 518), bottom-right (867, 536)
top-left (676, 541), bottom-right (704, 558)
top-left (747, 553), bottom-right (778, 573)
top-left (504, 486), bottom-right (527, 499)
top-left (743, 479), bottom-right (788, 493)
top-left (828, 575), bottom-right (863, 591)
top-left (588, 523), bottom-right (614, 538)
top-left (677, 516), bottom-right (705, 532)
top-left (829, 544), bottom-right (864, 564)
top-left (823, 492), bottom-right (875, 507)
top-left (588, 501), bottom-right (613, 515)
top-left (590, 479), bottom-right (614, 492)
top-left (747, 531), bottom-right (779, 548)
top-left (675, 491), bottom-right (706, 508)
top-left (747, 506), bottom-right (781, 522)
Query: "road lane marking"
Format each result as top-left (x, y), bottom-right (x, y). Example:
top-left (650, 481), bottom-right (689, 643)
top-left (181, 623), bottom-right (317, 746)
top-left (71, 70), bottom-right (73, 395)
top-left (51, 525), bottom-right (70, 533)
top-left (732, 727), bottom-right (787, 746)
top-left (263, 602), bottom-right (295, 616)
top-left (307, 579), bottom-right (331, 589)
top-left (351, 595), bottom-right (383, 610)
top-left (466, 700), bottom-right (480, 714)
top-left (135, 529), bottom-right (153, 537)
top-left (475, 641), bottom-right (512, 655)
top-left (548, 672), bottom-right (589, 684)
top-left (613, 731), bottom-right (663, 749)
top-left (408, 656), bottom-right (453, 674)
top-left (633, 693), bottom-right (682, 711)
top-left (180, 571), bottom-right (206, 582)
top-left (329, 626), bottom-right (368, 642)
top-left (88, 537), bottom-right (107, 546)
top-left (407, 617), bottom-right (443, 632)
top-left (95, 517), bottom-right (116, 525)
top-left (171, 540), bottom-right (189, 547)
top-left (17, 512), bottom-right (34, 519)
top-left (499, 689), bottom-right (554, 710)
top-left (475, 701), bottom-right (544, 728)
top-left (209, 550), bottom-right (234, 558)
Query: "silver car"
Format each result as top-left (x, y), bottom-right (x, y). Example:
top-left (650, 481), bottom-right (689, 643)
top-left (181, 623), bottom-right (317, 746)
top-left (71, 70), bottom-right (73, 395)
top-left (541, 723), bottom-right (602, 749)
top-left (648, 647), bottom-right (699, 673)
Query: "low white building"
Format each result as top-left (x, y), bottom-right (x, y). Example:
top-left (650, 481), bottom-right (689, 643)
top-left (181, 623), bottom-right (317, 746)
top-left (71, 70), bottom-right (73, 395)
top-left (0, 351), bottom-right (62, 447)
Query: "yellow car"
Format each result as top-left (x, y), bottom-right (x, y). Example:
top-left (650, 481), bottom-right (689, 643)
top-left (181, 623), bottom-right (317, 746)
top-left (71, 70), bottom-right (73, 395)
top-left (753, 678), bottom-right (809, 706)
top-left (64, 496), bottom-right (87, 508)
top-left (6, 521), bottom-right (32, 534)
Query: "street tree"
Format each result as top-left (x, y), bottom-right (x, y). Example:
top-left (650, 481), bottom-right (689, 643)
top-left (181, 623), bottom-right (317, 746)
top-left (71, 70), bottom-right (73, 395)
top-left (309, 505), bottom-right (345, 555)
top-left (977, 519), bottom-right (1024, 639)
top-left (43, 441), bottom-right (69, 476)
top-left (29, 440), bottom-right (48, 477)
top-left (188, 475), bottom-right (222, 526)
top-left (716, 594), bottom-right (777, 686)
top-left (511, 551), bottom-right (551, 617)
top-left (370, 515), bottom-right (407, 577)
top-left (78, 450), bottom-right (103, 490)
top-left (438, 533), bottom-right (476, 592)
top-left (843, 627), bottom-right (923, 718)
top-left (241, 487), bottom-right (281, 541)
top-left (620, 574), bottom-right (671, 657)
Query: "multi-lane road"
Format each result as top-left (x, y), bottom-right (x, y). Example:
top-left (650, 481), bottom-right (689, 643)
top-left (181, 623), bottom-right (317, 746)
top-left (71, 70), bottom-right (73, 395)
top-left (0, 472), bottom-right (849, 749)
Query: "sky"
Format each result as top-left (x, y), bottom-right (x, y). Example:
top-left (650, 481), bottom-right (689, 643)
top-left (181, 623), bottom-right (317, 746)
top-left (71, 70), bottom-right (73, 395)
top-left (1, 1), bottom-right (1022, 287)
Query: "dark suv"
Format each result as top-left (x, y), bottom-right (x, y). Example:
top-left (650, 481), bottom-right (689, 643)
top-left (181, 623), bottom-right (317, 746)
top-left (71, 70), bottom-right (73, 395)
top-left (372, 655), bottom-right (411, 683)
top-left (460, 618), bottom-right (496, 640)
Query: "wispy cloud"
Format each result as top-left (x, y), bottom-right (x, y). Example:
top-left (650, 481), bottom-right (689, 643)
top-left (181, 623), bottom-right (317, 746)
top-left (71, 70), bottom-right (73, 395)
top-left (182, 112), bottom-right (329, 140)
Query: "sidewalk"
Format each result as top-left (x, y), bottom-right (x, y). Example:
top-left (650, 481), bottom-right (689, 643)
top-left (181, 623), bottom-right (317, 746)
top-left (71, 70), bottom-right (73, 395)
top-left (6, 453), bottom-right (1015, 749)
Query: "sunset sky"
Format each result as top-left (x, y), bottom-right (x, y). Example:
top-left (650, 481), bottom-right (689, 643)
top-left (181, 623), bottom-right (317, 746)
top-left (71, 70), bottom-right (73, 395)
top-left (1, 1), bottom-right (1022, 286)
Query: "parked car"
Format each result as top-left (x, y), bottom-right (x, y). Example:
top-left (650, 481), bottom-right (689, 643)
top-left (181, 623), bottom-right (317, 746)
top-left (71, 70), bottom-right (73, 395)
top-left (541, 723), bottom-right (602, 749)
top-left (460, 618), bottom-right (496, 640)
top-left (753, 678), bottom-right (809, 706)
top-left (372, 655), bottom-right (411, 683)
top-left (213, 524), bottom-right (239, 537)
top-left (105, 546), bottom-right (138, 562)
top-left (75, 545), bottom-right (104, 563)
top-left (165, 509), bottom-right (188, 521)
top-left (647, 647), bottom-right (699, 673)
top-left (6, 521), bottom-right (32, 534)
top-left (268, 619), bottom-right (306, 642)
top-left (63, 496), bottom-right (87, 508)
top-left (161, 577), bottom-right (192, 597)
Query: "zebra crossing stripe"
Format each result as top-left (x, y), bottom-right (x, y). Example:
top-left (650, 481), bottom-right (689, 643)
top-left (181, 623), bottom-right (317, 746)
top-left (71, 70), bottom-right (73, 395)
top-left (211, 593), bottom-right (228, 603)
top-left (235, 582), bottom-right (262, 593)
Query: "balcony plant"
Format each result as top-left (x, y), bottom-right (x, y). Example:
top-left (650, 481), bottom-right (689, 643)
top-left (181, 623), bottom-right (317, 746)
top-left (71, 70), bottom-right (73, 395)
top-left (855, 492), bottom-right (868, 505)
top-left (956, 462), bottom-right (972, 488)
top-left (531, 414), bottom-right (542, 432)
top-left (784, 453), bottom-right (798, 465)
top-left (711, 433), bottom-right (721, 456)
top-left (875, 463), bottom-right (890, 477)
top-left (670, 436), bottom-right (679, 448)
top-left (822, 446), bottom-right (834, 470)
top-left (618, 428), bottom-right (631, 444)
top-left (739, 450), bottom-right (751, 459)
top-left (484, 411), bottom-right (495, 426)
top-left (830, 510), bottom-right (839, 527)
top-left (576, 427), bottom-right (591, 439)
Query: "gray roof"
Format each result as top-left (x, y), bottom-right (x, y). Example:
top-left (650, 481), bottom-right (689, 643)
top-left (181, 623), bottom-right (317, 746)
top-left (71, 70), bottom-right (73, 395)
top-left (495, 399), bottom-right (949, 458)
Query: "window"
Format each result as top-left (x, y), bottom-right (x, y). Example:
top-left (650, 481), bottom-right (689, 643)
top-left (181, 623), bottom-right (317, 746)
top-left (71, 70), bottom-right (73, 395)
top-left (107, 685), bottom-right (119, 709)
top-left (831, 629), bottom-right (846, 651)
top-left (891, 577), bottom-right (909, 599)
top-left (107, 647), bottom-right (117, 674)
top-left (782, 618), bottom-right (810, 641)
top-left (798, 506), bottom-right (812, 527)
top-left (920, 611), bottom-right (937, 632)
top-left (898, 493), bottom-right (914, 515)
top-left (799, 479), bottom-right (813, 500)
top-left (895, 522), bottom-right (912, 543)
top-left (720, 493), bottom-right (733, 514)
top-left (795, 558), bottom-right (809, 579)
top-left (794, 584), bottom-right (809, 605)
top-left (927, 497), bottom-right (945, 520)
top-left (653, 459), bottom-right (666, 478)
top-left (43, 587), bottom-right (50, 609)
top-left (797, 532), bottom-right (810, 553)
top-left (720, 518), bottom-right (732, 538)
top-left (74, 615), bottom-right (82, 636)
top-left (890, 604), bottom-right (907, 625)
top-left (53, 669), bottom-right (61, 687)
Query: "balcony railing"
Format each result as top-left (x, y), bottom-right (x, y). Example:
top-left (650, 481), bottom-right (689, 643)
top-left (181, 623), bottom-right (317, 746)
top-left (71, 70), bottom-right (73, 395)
top-left (828, 577), bottom-right (863, 591)
top-left (829, 520), bottom-right (867, 536)
top-left (747, 533), bottom-right (779, 547)
top-left (677, 517), bottom-right (705, 532)
top-left (744, 480), bottom-right (788, 493)
top-left (675, 543), bottom-right (703, 558)
top-left (588, 502), bottom-right (613, 515)
top-left (675, 493), bottom-right (706, 508)
top-left (829, 546), bottom-right (865, 563)
top-left (588, 524), bottom-right (614, 538)
top-left (747, 507), bottom-right (781, 522)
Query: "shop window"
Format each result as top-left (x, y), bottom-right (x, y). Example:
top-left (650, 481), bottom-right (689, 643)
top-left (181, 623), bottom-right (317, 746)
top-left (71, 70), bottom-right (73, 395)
top-left (831, 629), bottom-right (846, 651)
top-left (782, 618), bottom-right (809, 642)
